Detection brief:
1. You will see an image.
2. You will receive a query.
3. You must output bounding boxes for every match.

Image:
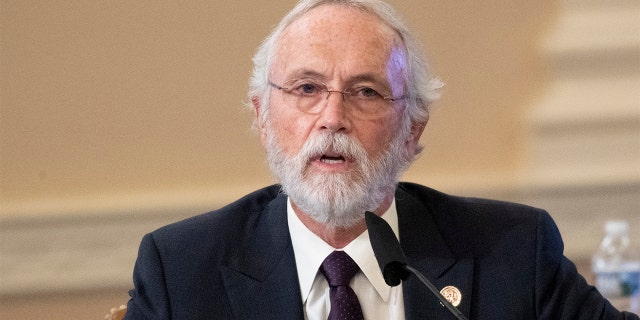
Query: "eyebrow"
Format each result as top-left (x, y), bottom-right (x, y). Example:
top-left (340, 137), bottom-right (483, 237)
top-left (285, 69), bottom-right (327, 82)
top-left (347, 73), bottom-right (389, 88)
top-left (284, 69), bottom-right (390, 88)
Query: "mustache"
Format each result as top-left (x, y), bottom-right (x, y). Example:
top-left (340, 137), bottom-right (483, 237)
top-left (297, 132), bottom-right (368, 163)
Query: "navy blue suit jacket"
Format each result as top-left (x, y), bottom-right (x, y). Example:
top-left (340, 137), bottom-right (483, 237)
top-left (124, 183), bottom-right (637, 319)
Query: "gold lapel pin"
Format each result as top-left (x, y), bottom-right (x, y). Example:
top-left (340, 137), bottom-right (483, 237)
top-left (439, 285), bottom-right (462, 307)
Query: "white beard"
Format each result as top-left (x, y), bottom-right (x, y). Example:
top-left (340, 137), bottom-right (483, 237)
top-left (264, 122), bottom-right (413, 228)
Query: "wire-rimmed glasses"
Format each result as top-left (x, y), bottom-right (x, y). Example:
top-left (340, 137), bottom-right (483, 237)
top-left (268, 77), bottom-right (406, 118)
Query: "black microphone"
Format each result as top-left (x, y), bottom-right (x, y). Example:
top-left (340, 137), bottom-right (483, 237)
top-left (365, 211), bottom-right (468, 320)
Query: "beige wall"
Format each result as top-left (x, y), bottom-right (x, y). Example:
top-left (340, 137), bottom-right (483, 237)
top-left (14, 0), bottom-right (640, 318)
top-left (1, 0), bottom-right (556, 215)
top-left (3, 1), bottom-right (639, 318)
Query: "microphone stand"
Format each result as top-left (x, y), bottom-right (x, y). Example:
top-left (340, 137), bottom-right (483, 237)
top-left (365, 211), bottom-right (468, 320)
top-left (402, 265), bottom-right (468, 320)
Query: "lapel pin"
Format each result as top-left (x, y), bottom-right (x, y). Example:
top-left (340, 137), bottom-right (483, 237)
top-left (440, 285), bottom-right (462, 307)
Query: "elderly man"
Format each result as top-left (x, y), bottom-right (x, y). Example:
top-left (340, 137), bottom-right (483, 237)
top-left (124, 1), bottom-right (637, 319)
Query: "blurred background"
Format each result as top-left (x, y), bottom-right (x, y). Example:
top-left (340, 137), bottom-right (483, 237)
top-left (1, 0), bottom-right (638, 318)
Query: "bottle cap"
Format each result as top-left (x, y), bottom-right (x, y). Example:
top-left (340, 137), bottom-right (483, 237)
top-left (604, 220), bottom-right (629, 235)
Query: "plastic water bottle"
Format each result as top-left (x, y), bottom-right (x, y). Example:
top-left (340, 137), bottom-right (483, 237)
top-left (592, 220), bottom-right (640, 313)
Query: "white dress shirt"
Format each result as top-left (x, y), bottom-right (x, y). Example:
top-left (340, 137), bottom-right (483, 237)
top-left (287, 198), bottom-right (406, 320)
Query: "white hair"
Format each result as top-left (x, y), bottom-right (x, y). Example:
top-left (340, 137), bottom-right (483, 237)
top-left (264, 114), bottom-right (414, 228)
top-left (247, 0), bottom-right (443, 157)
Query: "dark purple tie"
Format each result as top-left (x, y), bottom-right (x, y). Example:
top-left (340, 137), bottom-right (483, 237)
top-left (320, 251), bottom-right (365, 320)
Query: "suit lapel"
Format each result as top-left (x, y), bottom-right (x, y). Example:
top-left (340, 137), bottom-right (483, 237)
top-left (217, 185), bottom-right (475, 319)
top-left (220, 194), bottom-right (304, 319)
top-left (396, 186), bottom-right (474, 319)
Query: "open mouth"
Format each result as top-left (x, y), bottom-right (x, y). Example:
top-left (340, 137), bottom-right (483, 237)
top-left (315, 150), bottom-right (349, 164)
top-left (320, 154), bottom-right (346, 164)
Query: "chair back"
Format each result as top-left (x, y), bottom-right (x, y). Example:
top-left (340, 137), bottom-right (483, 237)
top-left (105, 305), bottom-right (127, 320)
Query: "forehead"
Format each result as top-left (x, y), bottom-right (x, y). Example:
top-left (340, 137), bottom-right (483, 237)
top-left (273, 5), bottom-right (404, 82)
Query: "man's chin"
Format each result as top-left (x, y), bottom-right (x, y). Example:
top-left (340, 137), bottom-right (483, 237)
top-left (305, 209), bottom-right (365, 229)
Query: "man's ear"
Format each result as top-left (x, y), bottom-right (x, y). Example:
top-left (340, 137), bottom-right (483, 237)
top-left (408, 120), bottom-right (427, 145)
top-left (405, 119), bottom-right (427, 157)
top-left (251, 96), bottom-right (261, 121)
top-left (252, 96), bottom-right (268, 147)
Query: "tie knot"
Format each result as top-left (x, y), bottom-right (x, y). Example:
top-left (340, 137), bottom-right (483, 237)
top-left (320, 251), bottom-right (360, 287)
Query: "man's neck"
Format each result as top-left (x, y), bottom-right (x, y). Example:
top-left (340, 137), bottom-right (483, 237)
top-left (291, 194), bottom-right (395, 248)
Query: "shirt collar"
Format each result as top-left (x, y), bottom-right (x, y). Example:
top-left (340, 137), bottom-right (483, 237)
top-left (287, 197), bottom-right (400, 303)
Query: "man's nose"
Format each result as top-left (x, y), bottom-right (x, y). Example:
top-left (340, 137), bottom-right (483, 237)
top-left (316, 90), bottom-right (350, 133)
top-left (325, 90), bottom-right (347, 102)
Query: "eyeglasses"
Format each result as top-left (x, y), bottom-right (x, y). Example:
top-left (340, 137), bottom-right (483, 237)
top-left (268, 78), bottom-right (406, 118)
